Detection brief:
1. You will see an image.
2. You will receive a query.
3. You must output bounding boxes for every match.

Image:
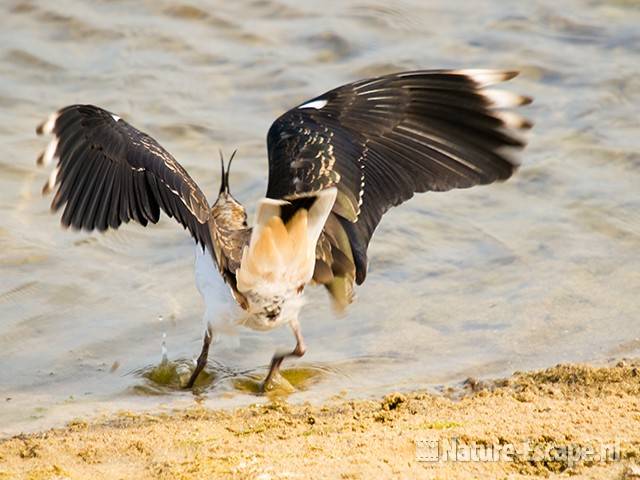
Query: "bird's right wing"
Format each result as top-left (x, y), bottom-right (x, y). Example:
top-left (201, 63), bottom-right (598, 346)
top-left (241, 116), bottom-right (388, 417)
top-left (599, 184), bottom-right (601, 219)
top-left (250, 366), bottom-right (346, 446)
top-left (36, 104), bottom-right (213, 250)
top-left (266, 70), bottom-right (532, 307)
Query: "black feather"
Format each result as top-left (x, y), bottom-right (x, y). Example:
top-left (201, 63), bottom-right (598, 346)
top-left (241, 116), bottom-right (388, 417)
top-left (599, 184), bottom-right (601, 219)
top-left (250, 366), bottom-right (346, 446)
top-left (266, 70), bottom-right (531, 284)
top-left (95, 162), bottom-right (115, 232)
top-left (38, 104), bottom-right (213, 249)
top-left (82, 155), bottom-right (109, 230)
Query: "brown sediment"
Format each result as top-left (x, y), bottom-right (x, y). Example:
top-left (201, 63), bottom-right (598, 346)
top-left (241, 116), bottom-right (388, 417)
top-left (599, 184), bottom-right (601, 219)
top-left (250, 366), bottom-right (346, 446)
top-left (1, 361), bottom-right (639, 479)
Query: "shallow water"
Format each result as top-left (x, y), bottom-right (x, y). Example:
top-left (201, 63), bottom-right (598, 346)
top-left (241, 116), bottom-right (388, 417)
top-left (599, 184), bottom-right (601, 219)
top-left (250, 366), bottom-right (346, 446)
top-left (1, 0), bottom-right (639, 436)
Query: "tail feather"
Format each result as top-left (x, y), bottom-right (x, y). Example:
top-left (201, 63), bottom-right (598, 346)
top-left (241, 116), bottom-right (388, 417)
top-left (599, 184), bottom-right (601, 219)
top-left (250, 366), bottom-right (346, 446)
top-left (286, 209), bottom-right (309, 267)
top-left (236, 188), bottom-right (337, 295)
top-left (251, 225), bottom-right (279, 278)
top-left (252, 198), bottom-right (288, 246)
top-left (306, 188), bottom-right (338, 245)
top-left (267, 216), bottom-right (292, 261)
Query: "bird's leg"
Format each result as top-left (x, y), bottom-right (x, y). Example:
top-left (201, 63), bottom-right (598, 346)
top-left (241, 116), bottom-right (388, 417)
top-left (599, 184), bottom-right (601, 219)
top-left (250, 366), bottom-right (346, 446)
top-left (261, 319), bottom-right (306, 391)
top-left (186, 324), bottom-right (212, 389)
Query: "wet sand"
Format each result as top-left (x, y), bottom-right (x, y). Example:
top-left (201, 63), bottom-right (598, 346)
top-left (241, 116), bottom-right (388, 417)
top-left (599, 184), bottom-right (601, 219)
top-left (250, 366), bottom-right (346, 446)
top-left (1, 361), bottom-right (639, 479)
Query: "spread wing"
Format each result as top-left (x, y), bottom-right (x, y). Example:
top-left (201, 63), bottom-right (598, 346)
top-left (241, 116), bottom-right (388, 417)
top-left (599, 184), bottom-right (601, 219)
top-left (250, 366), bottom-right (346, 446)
top-left (266, 69), bottom-right (532, 306)
top-left (36, 105), bottom-right (213, 250)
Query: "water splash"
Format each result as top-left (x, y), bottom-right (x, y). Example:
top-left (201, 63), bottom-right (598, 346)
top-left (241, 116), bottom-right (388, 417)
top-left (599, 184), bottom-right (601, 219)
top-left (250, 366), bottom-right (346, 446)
top-left (159, 315), bottom-right (168, 364)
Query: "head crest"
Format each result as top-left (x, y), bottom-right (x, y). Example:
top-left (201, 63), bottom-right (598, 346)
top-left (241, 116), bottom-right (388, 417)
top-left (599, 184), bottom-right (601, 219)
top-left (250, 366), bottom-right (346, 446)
top-left (219, 149), bottom-right (237, 194)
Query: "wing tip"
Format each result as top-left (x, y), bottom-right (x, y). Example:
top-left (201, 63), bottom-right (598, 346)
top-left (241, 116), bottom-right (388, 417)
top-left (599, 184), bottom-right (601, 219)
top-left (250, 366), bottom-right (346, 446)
top-left (495, 111), bottom-right (534, 130)
top-left (36, 111), bottom-right (59, 136)
top-left (521, 95), bottom-right (534, 106)
top-left (36, 138), bottom-right (59, 168)
top-left (453, 69), bottom-right (519, 87)
top-left (481, 89), bottom-right (533, 108)
top-left (59, 217), bottom-right (72, 230)
top-left (41, 167), bottom-right (59, 195)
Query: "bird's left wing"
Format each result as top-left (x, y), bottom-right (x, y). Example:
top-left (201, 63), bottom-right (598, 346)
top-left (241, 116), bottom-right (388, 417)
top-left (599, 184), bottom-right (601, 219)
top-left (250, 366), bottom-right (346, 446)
top-left (36, 105), bottom-right (213, 250)
top-left (266, 70), bottom-right (532, 306)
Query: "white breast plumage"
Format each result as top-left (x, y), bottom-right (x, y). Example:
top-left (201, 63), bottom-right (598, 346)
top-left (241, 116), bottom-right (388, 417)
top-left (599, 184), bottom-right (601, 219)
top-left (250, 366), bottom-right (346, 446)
top-left (194, 246), bottom-right (241, 336)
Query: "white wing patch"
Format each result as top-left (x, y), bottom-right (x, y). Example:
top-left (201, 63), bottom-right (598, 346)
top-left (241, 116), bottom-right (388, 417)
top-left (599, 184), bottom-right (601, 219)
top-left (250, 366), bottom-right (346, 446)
top-left (453, 69), bottom-right (513, 87)
top-left (298, 99), bottom-right (328, 110)
top-left (493, 111), bottom-right (531, 130)
top-left (481, 89), bottom-right (530, 108)
top-left (39, 138), bottom-right (59, 167)
top-left (39, 112), bottom-right (59, 135)
top-left (42, 167), bottom-right (59, 194)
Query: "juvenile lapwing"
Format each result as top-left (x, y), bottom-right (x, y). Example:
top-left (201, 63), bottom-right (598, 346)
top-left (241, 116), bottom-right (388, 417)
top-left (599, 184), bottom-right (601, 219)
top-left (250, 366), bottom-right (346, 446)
top-left (35, 70), bottom-right (532, 390)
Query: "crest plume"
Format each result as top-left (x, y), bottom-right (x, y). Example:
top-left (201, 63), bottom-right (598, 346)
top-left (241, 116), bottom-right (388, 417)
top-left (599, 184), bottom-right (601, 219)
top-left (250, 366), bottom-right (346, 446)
top-left (218, 149), bottom-right (237, 194)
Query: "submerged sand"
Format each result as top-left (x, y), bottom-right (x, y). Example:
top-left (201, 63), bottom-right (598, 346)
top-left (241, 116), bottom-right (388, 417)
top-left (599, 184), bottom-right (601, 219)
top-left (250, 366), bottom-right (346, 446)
top-left (1, 361), bottom-right (639, 479)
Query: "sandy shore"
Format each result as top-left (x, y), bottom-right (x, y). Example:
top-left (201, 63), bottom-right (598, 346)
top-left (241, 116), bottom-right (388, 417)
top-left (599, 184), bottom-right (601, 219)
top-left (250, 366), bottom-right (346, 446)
top-left (1, 361), bottom-right (639, 479)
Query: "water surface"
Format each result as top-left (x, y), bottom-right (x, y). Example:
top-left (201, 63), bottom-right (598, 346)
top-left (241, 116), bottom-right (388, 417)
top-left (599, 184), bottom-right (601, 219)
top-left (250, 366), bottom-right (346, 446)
top-left (1, 0), bottom-right (639, 436)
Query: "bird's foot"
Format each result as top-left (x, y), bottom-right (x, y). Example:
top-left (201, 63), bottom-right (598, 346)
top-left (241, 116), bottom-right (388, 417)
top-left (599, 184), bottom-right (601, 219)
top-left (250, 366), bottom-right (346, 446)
top-left (185, 327), bottom-right (212, 389)
top-left (259, 370), bottom-right (295, 394)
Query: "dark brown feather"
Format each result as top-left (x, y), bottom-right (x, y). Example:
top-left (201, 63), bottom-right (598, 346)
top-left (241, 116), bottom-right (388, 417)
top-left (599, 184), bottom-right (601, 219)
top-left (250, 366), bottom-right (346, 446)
top-left (208, 191), bottom-right (251, 309)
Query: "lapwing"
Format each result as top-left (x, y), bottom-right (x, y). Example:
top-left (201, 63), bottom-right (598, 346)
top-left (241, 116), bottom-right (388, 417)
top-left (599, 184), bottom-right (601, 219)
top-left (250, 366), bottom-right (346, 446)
top-left (35, 70), bottom-right (532, 390)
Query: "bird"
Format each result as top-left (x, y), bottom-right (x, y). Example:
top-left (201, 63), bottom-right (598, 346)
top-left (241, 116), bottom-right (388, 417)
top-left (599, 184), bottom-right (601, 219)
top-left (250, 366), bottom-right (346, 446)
top-left (35, 69), bottom-right (532, 391)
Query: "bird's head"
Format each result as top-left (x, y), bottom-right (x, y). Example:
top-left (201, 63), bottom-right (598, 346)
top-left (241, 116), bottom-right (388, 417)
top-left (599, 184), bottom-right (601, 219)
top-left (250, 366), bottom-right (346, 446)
top-left (212, 149), bottom-right (247, 227)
